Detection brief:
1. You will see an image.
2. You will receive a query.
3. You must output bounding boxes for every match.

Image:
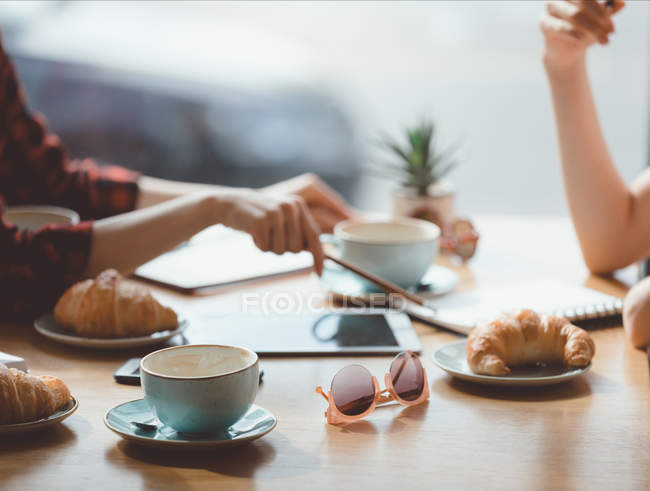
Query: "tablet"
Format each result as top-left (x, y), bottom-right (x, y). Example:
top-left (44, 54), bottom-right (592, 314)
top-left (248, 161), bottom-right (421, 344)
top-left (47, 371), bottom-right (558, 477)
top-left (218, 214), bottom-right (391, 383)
top-left (185, 311), bottom-right (422, 356)
top-left (134, 226), bottom-right (312, 292)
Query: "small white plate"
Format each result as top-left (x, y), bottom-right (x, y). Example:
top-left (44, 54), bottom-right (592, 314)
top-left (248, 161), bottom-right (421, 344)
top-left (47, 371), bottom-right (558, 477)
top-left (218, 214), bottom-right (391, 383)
top-left (104, 399), bottom-right (277, 449)
top-left (34, 314), bottom-right (187, 349)
top-left (0, 397), bottom-right (78, 434)
top-left (3, 205), bottom-right (79, 230)
top-left (432, 340), bottom-right (591, 387)
top-left (321, 263), bottom-right (459, 304)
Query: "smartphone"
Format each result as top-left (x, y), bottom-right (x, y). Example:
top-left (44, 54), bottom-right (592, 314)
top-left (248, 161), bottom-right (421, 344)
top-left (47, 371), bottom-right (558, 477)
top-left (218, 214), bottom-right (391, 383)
top-left (114, 358), bottom-right (265, 386)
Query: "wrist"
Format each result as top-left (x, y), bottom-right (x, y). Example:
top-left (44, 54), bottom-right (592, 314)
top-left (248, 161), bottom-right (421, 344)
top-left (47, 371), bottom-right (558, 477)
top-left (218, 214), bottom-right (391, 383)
top-left (197, 191), bottom-right (225, 226)
top-left (204, 188), bottom-right (252, 226)
top-left (543, 50), bottom-right (587, 78)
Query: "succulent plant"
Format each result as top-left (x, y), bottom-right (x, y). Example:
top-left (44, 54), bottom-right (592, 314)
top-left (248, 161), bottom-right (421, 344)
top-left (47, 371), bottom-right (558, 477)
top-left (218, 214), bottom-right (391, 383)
top-left (373, 120), bottom-right (459, 197)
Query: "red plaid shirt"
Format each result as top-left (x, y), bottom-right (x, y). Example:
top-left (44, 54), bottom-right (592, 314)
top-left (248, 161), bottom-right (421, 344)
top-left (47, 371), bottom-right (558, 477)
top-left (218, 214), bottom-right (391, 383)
top-left (0, 36), bottom-right (140, 320)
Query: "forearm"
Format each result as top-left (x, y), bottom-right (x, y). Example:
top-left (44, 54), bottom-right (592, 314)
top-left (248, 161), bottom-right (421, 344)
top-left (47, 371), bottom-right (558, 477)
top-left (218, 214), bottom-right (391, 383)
top-left (85, 193), bottom-right (216, 277)
top-left (545, 56), bottom-right (634, 272)
top-left (623, 277), bottom-right (650, 348)
top-left (136, 176), bottom-right (232, 208)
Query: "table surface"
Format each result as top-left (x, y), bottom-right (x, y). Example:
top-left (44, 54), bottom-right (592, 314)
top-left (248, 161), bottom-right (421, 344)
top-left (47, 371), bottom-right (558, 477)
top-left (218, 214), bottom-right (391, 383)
top-left (1, 215), bottom-right (648, 491)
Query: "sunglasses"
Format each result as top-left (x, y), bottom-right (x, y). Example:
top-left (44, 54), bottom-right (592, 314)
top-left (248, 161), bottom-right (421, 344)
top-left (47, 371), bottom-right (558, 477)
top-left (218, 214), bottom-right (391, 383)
top-left (315, 351), bottom-right (429, 424)
top-left (440, 219), bottom-right (479, 262)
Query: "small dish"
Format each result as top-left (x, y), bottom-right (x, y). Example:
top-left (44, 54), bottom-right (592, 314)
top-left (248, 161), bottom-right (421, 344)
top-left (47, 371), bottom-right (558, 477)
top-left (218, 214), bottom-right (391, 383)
top-left (432, 340), bottom-right (591, 387)
top-left (34, 314), bottom-right (188, 349)
top-left (0, 397), bottom-right (78, 435)
top-left (3, 205), bottom-right (80, 230)
top-left (104, 399), bottom-right (277, 449)
top-left (321, 263), bottom-right (459, 304)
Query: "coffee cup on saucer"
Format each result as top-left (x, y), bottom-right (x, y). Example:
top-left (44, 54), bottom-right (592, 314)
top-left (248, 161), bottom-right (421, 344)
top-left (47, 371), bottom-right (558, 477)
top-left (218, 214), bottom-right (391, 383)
top-left (140, 344), bottom-right (259, 434)
top-left (2, 205), bottom-right (80, 231)
top-left (322, 217), bottom-right (440, 288)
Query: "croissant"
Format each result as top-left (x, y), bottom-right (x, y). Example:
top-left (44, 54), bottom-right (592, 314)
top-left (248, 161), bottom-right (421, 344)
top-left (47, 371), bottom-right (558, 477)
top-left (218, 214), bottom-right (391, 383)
top-left (54, 269), bottom-right (178, 338)
top-left (466, 309), bottom-right (595, 376)
top-left (0, 363), bottom-right (71, 424)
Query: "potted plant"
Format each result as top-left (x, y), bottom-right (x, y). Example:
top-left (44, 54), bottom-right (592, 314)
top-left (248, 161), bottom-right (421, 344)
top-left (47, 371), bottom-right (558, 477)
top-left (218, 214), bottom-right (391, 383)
top-left (373, 119), bottom-right (458, 225)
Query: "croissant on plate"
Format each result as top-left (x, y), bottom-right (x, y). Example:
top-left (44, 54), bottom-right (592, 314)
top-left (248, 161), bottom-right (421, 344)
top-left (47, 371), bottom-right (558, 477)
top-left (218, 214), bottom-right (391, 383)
top-left (54, 269), bottom-right (178, 338)
top-left (0, 363), bottom-right (71, 424)
top-left (466, 309), bottom-right (595, 376)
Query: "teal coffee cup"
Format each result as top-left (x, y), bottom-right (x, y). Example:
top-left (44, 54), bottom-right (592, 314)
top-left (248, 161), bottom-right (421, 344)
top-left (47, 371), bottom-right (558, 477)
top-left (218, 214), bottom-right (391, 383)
top-left (140, 344), bottom-right (259, 434)
top-left (323, 218), bottom-right (440, 288)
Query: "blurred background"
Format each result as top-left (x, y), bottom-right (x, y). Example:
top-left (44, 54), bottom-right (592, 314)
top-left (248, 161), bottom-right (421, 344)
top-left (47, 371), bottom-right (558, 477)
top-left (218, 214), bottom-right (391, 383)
top-left (0, 0), bottom-right (647, 216)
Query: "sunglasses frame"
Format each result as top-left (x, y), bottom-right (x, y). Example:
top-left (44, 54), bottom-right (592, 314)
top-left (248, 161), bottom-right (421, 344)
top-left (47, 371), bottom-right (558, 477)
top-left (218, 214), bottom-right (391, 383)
top-left (315, 351), bottom-right (430, 424)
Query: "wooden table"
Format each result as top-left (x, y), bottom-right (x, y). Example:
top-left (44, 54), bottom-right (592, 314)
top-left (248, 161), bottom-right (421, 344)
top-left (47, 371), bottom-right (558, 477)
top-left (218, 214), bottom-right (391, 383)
top-left (1, 215), bottom-right (648, 490)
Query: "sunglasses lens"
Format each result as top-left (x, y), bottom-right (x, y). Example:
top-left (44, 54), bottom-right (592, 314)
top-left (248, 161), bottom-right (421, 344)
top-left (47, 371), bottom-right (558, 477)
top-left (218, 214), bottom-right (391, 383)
top-left (389, 352), bottom-right (425, 401)
top-left (456, 241), bottom-right (477, 260)
top-left (331, 365), bottom-right (375, 416)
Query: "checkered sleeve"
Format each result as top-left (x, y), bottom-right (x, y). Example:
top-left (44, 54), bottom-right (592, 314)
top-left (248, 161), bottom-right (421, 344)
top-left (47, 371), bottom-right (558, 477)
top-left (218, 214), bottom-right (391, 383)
top-left (0, 36), bottom-right (140, 220)
top-left (0, 33), bottom-right (141, 320)
top-left (0, 207), bottom-right (93, 320)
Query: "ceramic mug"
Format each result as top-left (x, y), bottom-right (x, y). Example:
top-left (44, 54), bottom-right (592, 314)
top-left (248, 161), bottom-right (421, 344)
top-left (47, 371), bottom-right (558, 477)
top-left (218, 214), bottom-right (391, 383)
top-left (2, 205), bottom-right (80, 230)
top-left (140, 344), bottom-right (259, 434)
top-left (323, 218), bottom-right (440, 288)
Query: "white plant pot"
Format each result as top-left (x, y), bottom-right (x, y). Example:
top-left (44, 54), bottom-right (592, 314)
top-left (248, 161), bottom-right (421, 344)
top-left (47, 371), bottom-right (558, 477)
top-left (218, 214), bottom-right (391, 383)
top-left (392, 180), bottom-right (455, 225)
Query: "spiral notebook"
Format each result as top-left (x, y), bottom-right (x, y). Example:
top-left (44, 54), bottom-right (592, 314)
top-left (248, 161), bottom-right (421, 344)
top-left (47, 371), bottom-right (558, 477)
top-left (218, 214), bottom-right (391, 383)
top-left (405, 280), bottom-right (624, 335)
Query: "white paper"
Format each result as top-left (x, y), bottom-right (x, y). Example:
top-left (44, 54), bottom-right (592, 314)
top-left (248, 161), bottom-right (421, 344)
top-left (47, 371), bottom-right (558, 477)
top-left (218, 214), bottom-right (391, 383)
top-left (0, 352), bottom-right (28, 372)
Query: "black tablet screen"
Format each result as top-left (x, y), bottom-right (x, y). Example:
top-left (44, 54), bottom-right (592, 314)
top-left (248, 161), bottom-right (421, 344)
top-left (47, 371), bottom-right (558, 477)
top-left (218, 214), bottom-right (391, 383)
top-left (186, 313), bottom-right (402, 354)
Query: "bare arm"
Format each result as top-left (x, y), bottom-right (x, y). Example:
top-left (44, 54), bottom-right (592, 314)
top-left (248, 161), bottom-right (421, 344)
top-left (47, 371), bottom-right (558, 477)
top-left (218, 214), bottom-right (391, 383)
top-left (136, 173), bottom-right (354, 233)
top-left (85, 188), bottom-right (325, 277)
top-left (86, 192), bottom-right (215, 276)
top-left (98, 172), bottom-right (354, 278)
top-left (622, 277), bottom-right (650, 348)
top-left (541, 0), bottom-right (650, 273)
top-left (135, 176), bottom-right (229, 208)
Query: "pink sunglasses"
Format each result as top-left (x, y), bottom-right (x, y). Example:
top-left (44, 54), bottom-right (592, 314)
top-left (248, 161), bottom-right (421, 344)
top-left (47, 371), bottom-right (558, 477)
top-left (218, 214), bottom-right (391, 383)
top-left (316, 351), bottom-right (429, 424)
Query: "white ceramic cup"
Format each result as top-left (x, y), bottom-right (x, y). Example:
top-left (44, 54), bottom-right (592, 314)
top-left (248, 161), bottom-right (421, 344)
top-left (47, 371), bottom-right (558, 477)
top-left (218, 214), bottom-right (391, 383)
top-left (324, 218), bottom-right (440, 288)
top-left (2, 205), bottom-right (80, 230)
top-left (140, 344), bottom-right (259, 434)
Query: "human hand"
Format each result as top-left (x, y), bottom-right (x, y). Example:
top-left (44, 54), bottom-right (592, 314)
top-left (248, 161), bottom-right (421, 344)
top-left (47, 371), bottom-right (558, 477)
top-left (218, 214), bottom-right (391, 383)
top-left (540, 0), bottom-right (624, 71)
top-left (262, 173), bottom-right (355, 233)
top-left (213, 188), bottom-right (324, 275)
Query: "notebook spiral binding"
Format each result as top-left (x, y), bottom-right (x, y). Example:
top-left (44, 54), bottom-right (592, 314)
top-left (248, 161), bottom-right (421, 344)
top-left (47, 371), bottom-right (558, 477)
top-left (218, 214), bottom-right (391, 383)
top-left (550, 298), bottom-right (624, 329)
top-left (551, 298), bottom-right (623, 321)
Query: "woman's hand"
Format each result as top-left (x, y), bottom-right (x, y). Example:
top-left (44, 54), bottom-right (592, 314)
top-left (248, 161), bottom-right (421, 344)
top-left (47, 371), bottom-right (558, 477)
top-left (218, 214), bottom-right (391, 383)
top-left (261, 173), bottom-right (355, 233)
top-left (214, 188), bottom-right (325, 275)
top-left (540, 0), bottom-right (624, 71)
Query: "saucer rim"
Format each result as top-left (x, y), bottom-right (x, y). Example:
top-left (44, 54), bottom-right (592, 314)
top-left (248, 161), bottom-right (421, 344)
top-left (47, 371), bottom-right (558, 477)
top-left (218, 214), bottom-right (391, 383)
top-left (432, 340), bottom-right (591, 387)
top-left (322, 263), bottom-right (459, 299)
top-left (34, 313), bottom-right (188, 349)
top-left (103, 399), bottom-right (277, 448)
top-left (0, 396), bottom-right (78, 434)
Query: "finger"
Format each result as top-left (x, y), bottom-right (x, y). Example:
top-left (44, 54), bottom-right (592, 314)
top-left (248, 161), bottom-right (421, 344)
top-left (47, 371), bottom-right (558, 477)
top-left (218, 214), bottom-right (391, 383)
top-left (297, 201), bottom-right (324, 276)
top-left (547, 1), bottom-right (609, 43)
top-left (608, 0), bottom-right (625, 14)
top-left (540, 15), bottom-right (592, 44)
top-left (578, 0), bottom-right (614, 32)
top-left (309, 206), bottom-right (344, 234)
top-left (298, 181), bottom-right (351, 219)
top-left (270, 208), bottom-right (286, 255)
top-left (252, 215), bottom-right (271, 251)
top-left (283, 200), bottom-right (303, 253)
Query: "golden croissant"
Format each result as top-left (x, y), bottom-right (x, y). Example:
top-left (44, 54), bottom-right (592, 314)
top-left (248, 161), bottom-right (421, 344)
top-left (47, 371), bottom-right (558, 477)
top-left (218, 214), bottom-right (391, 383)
top-left (0, 363), bottom-right (71, 424)
top-left (54, 269), bottom-right (178, 338)
top-left (466, 309), bottom-right (595, 376)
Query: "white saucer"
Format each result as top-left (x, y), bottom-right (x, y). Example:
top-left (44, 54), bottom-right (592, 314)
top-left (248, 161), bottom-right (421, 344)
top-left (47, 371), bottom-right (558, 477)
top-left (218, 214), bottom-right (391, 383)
top-left (0, 397), bottom-right (78, 434)
top-left (432, 340), bottom-right (591, 387)
top-left (34, 314), bottom-right (187, 349)
top-left (321, 263), bottom-right (459, 304)
top-left (104, 399), bottom-right (277, 449)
